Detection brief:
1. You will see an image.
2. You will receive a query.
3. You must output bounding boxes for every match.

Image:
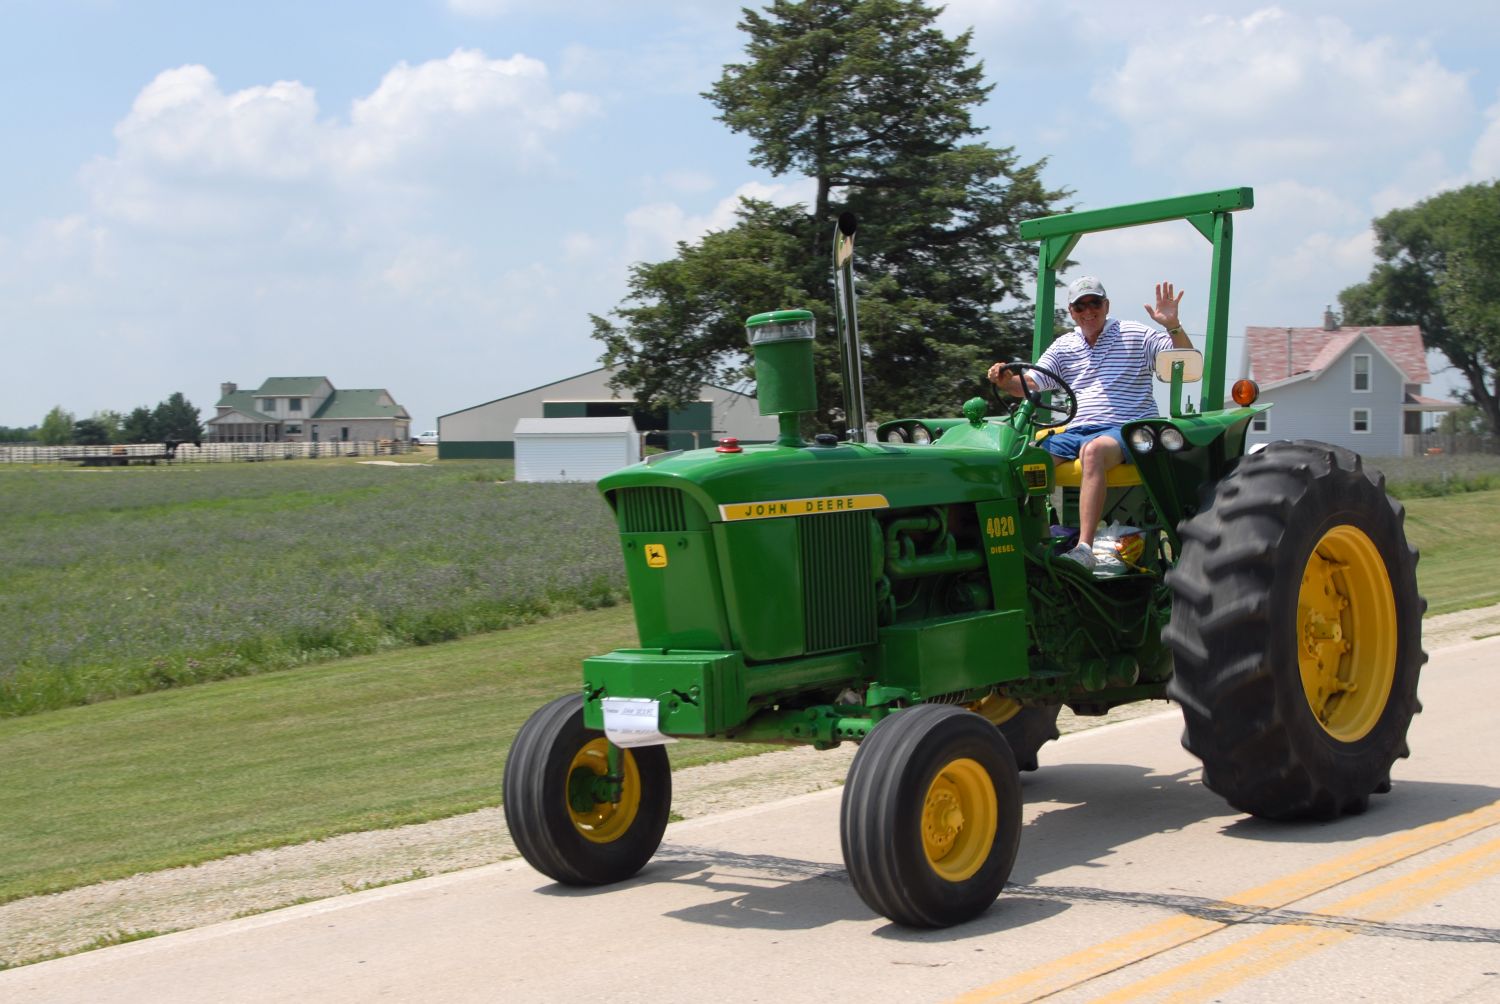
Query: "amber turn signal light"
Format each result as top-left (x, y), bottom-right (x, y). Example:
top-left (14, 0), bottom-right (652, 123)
top-left (1231, 379), bottom-right (1259, 406)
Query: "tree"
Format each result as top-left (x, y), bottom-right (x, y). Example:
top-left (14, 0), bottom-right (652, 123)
top-left (89, 409), bottom-right (125, 444)
top-left (38, 406), bottom-right (75, 446)
top-left (1339, 181), bottom-right (1500, 435)
top-left (151, 392), bottom-right (202, 442)
top-left (1436, 404), bottom-right (1486, 436)
top-left (0, 425), bottom-right (39, 443)
top-left (72, 418), bottom-right (112, 446)
top-left (593, 0), bottom-right (1065, 429)
top-left (122, 406), bottom-right (159, 444)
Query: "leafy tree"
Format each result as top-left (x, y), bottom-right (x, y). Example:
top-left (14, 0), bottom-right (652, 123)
top-left (89, 409), bottom-right (126, 443)
top-left (594, 0), bottom-right (1065, 429)
top-left (1436, 404), bottom-right (1486, 436)
top-left (1339, 180), bottom-right (1500, 434)
top-left (0, 425), bottom-right (39, 443)
top-left (38, 406), bottom-right (75, 446)
top-left (121, 406), bottom-right (159, 444)
top-left (72, 418), bottom-right (112, 446)
top-left (152, 392), bottom-right (202, 442)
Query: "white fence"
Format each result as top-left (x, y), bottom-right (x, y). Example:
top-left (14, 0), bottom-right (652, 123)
top-left (0, 440), bottom-right (414, 465)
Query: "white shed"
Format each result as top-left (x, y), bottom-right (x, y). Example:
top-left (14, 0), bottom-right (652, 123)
top-left (513, 417), bottom-right (641, 482)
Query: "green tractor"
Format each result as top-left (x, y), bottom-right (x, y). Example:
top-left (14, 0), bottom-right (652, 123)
top-left (502, 187), bottom-right (1425, 928)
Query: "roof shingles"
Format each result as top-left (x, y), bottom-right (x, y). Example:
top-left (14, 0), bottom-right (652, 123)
top-left (1246, 326), bottom-right (1429, 385)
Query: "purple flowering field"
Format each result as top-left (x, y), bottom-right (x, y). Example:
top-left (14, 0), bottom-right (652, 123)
top-left (0, 462), bottom-right (627, 715)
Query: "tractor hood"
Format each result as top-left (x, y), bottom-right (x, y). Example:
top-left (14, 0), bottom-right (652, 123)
top-left (598, 439), bottom-right (1021, 526)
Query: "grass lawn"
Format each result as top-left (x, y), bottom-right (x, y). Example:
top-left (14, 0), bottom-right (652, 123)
top-left (1401, 488), bottom-right (1500, 614)
top-left (0, 489), bottom-right (1494, 905)
top-left (0, 605), bottom-right (753, 904)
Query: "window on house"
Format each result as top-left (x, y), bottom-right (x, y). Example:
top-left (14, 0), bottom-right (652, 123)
top-left (261, 398), bottom-right (276, 412)
top-left (287, 424), bottom-right (302, 434)
top-left (289, 398), bottom-right (302, 412)
top-left (1352, 409), bottom-right (1371, 433)
top-left (1251, 413), bottom-right (1269, 433)
top-left (1353, 354), bottom-right (1371, 392)
top-left (341, 427), bottom-right (350, 441)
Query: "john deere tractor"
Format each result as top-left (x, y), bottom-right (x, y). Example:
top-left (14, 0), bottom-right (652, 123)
top-left (502, 187), bottom-right (1425, 928)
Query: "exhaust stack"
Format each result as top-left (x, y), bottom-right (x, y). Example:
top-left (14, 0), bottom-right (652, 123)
top-left (833, 212), bottom-right (868, 441)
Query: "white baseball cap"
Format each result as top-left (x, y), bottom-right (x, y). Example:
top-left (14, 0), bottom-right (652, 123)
top-left (1067, 276), bottom-right (1107, 304)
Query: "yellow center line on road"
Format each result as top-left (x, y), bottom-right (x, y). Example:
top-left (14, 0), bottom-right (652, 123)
top-left (951, 799), bottom-right (1500, 1004)
top-left (1100, 833), bottom-right (1500, 1003)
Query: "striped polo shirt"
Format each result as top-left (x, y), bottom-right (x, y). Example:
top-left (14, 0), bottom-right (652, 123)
top-left (1031, 318), bottom-right (1175, 426)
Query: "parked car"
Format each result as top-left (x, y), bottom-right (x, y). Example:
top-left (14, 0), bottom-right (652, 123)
top-left (416, 430), bottom-right (439, 446)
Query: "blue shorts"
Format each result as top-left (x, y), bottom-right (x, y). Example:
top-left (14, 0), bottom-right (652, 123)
top-left (1040, 422), bottom-right (1134, 465)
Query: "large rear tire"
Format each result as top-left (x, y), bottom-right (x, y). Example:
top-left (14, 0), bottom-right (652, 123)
top-left (974, 694), bottom-right (1061, 771)
top-left (841, 704), bottom-right (1022, 927)
top-left (1165, 440), bottom-right (1425, 820)
top-left (503, 693), bottom-right (672, 885)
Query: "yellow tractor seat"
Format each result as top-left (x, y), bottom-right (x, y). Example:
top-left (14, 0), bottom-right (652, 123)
top-left (1050, 459), bottom-right (1143, 488)
top-left (1034, 428), bottom-right (1144, 488)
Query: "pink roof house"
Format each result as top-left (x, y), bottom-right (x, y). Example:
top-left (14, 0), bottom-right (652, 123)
top-left (1242, 311), bottom-right (1457, 457)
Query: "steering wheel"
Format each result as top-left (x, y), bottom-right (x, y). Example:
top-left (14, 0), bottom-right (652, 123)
top-left (991, 361), bottom-right (1078, 431)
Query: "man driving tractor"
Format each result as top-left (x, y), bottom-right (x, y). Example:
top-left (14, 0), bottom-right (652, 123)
top-left (987, 276), bottom-right (1192, 569)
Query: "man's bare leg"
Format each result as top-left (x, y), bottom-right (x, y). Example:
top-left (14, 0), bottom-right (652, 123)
top-left (1077, 435), bottom-right (1125, 547)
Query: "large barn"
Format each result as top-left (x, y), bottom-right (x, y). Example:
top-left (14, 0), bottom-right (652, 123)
top-left (437, 366), bottom-right (779, 460)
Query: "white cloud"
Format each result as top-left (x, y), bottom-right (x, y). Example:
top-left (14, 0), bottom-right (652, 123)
top-left (1094, 7), bottom-right (1471, 180)
top-left (622, 177), bottom-right (815, 262)
top-left (82, 51), bottom-right (598, 238)
top-left (378, 238), bottom-right (469, 298)
top-left (347, 50), bottom-right (598, 173)
top-left (1470, 93), bottom-right (1500, 178)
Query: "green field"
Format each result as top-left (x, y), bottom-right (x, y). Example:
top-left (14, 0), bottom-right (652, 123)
top-left (0, 460), bottom-right (625, 715)
top-left (0, 463), bottom-right (1496, 912)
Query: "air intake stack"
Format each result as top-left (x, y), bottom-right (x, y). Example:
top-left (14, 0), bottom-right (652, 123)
top-left (746, 309), bottom-right (817, 447)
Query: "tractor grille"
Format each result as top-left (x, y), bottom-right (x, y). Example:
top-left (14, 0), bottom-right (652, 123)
top-left (800, 512), bottom-right (878, 653)
top-left (615, 487), bottom-right (689, 533)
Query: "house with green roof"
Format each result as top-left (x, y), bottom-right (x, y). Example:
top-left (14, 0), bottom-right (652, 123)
top-left (206, 378), bottom-right (411, 444)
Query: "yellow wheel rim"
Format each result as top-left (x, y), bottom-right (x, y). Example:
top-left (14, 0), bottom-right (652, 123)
top-left (566, 739), bottom-right (641, 844)
top-left (1296, 525), bottom-right (1398, 742)
top-left (971, 692), bottom-right (1021, 726)
top-left (921, 758), bottom-right (998, 882)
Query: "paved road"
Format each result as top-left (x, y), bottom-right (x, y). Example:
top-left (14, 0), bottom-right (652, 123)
top-left (6, 638), bottom-right (1499, 1003)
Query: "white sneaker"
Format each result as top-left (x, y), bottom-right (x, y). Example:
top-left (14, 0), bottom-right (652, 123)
top-left (1058, 542), bottom-right (1097, 570)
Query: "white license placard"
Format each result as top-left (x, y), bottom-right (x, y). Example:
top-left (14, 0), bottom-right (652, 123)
top-left (601, 697), bottom-right (677, 748)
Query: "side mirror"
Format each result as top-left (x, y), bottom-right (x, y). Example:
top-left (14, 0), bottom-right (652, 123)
top-left (1155, 348), bottom-right (1203, 383)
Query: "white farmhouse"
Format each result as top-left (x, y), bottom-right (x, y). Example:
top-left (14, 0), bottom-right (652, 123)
top-left (1243, 313), bottom-right (1457, 457)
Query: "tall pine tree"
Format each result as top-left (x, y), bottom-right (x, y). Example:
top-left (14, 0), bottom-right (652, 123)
top-left (593, 0), bottom-right (1064, 429)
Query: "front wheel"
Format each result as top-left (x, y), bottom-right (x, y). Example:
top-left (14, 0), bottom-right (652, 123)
top-left (841, 705), bottom-right (1022, 927)
top-left (503, 693), bottom-right (672, 885)
top-left (1165, 440), bottom-right (1425, 820)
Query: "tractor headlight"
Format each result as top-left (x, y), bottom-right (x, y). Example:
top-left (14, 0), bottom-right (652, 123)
top-left (1127, 427), bottom-right (1156, 454)
top-left (910, 426), bottom-right (932, 445)
top-left (883, 427), bottom-right (908, 443)
top-left (1158, 427), bottom-right (1187, 451)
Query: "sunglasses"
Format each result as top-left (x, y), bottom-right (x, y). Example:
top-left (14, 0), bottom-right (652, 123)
top-left (1071, 297), bottom-right (1105, 311)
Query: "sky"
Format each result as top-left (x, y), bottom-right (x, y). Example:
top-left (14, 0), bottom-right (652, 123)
top-left (3, 0), bottom-right (1498, 433)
